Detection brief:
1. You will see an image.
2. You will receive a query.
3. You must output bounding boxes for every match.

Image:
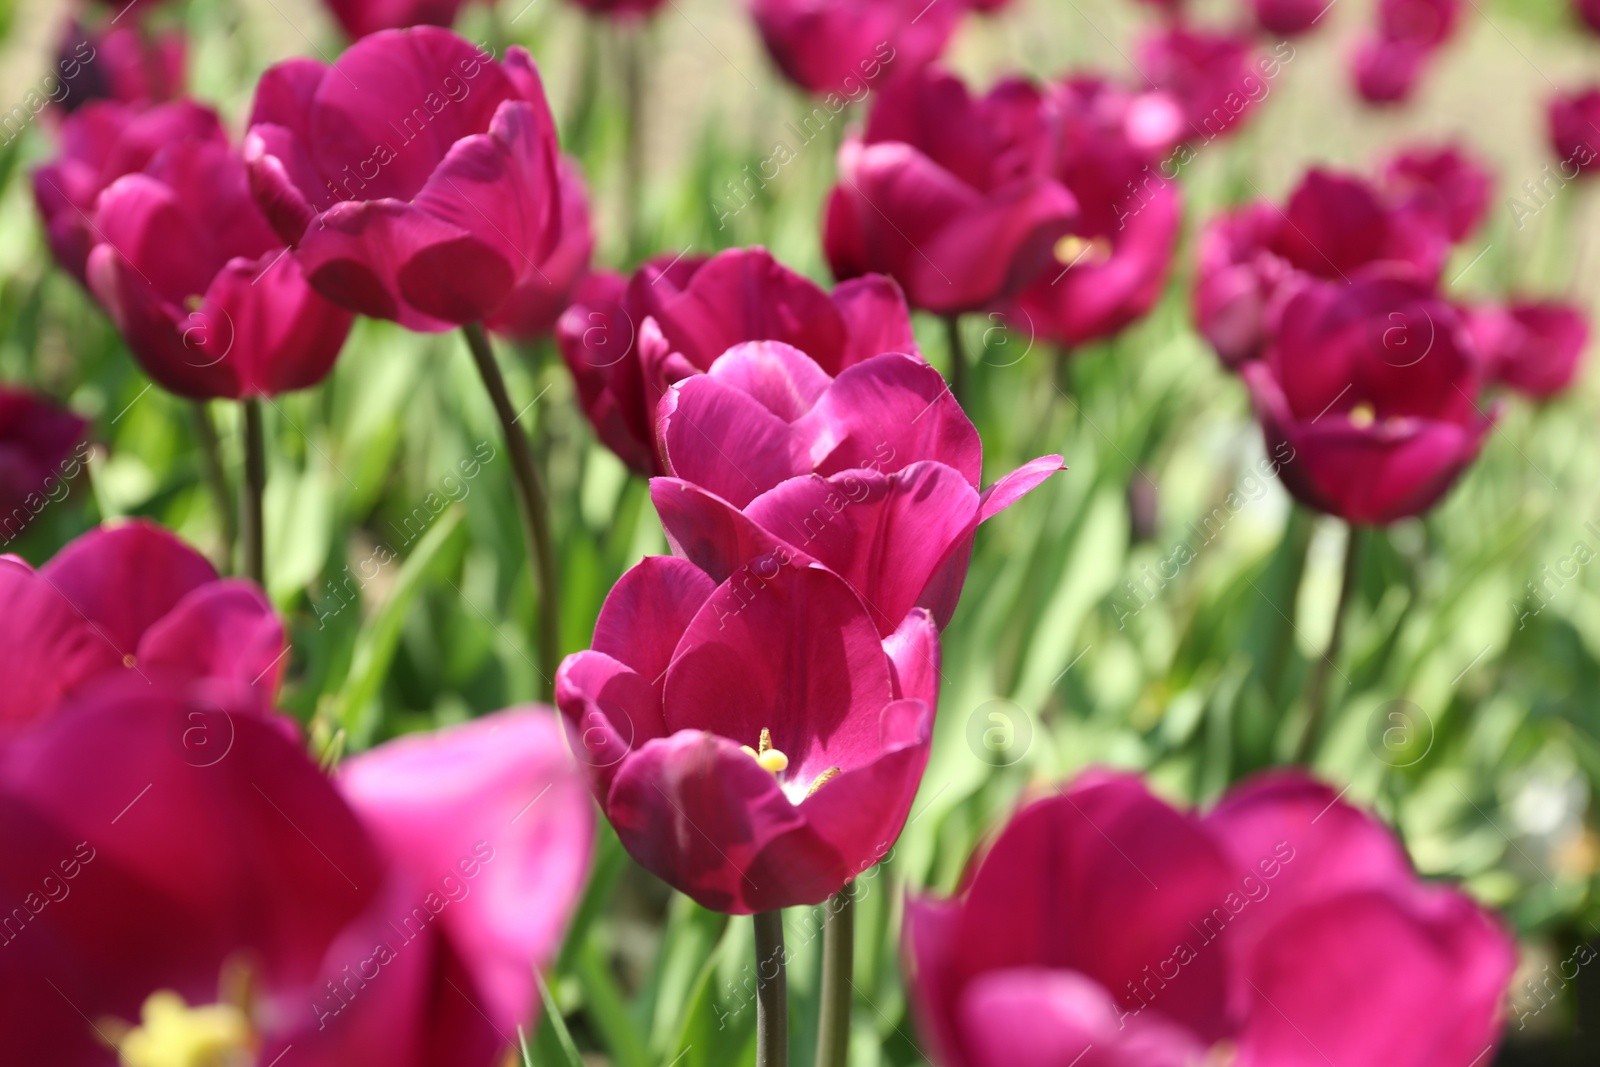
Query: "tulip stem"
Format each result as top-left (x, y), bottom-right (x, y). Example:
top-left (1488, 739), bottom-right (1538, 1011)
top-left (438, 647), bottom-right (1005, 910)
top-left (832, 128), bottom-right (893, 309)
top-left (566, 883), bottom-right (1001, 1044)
top-left (945, 315), bottom-right (968, 411)
top-left (461, 323), bottom-right (560, 702)
top-left (814, 883), bottom-right (854, 1067)
top-left (753, 909), bottom-right (789, 1067)
top-left (621, 23), bottom-right (646, 263)
top-left (192, 401), bottom-right (236, 575)
top-left (1296, 523), bottom-right (1362, 763)
top-left (241, 397), bottom-right (265, 586)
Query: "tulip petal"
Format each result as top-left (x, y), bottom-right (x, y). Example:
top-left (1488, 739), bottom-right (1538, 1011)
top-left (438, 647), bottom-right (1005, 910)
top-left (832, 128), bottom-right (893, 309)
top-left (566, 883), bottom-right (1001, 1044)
top-left (650, 477), bottom-right (793, 585)
top-left (0, 562), bottom-right (116, 733)
top-left (657, 365), bottom-right (813, 508)
top-left (137, 579), bottom-right (287, 695)
top-left (556, 649), bottom-right (665, 795)
top-left (831, 274), bottom-right (921, 367)
top-left (883, 607), bottom-right (940, 708)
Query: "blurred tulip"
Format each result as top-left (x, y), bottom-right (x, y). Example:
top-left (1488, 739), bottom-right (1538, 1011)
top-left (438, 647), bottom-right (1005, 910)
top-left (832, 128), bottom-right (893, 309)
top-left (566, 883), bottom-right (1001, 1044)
top-left (565, 0), bottom-right (670, 16)
top-left (0, 685), bottom-right (591, 1067)
top-left (1244, 273), bottom-right (1492, 524)
top-left (1137, 26), bottom-right (1265, 142)
top-left (1383, 143), bottom-right (1494, 242)
top-left (557, 556), bottom-right (937, 913)
top-left (484, 156), bottom-right (595, 341)
top-left (322, 0), bottom-right (476, 39)
top-left (748, 0), bottom-right (950, 96)
top-left (824, 65), bottom-right (1078, 314)
top-left (33, 99), bottom-right (225, 284)
top-left (1192, 203), bottom-right (1299, 369)
top-left (651, 341), bottom-right (1062, 630)
top-left (1549, 88), bottom-right (1600, 176)
top-left (244, 28), bottom-right (567, 332)
top-left (906, 771), bottom-right (1514, 1067)
top-left (1351, 34), bottom-right (1429, 105)
top-left (54, 18), bottom-right (185, 112)
top-left (88, 139), bottom-right (355, 400)
top-left (1579, 0), bottom-right (1600, 34)
top-left (0, 388), bottom-right (87, 546)
top-left (1468, 300), bottom-right (1589, 400)
top-left (1378, 0), bottom-right (1464, 46)
top-left (0, 521), bottom-right (284, 735)
top-left (1251, 0), bottom-right (1331, 35)
top-left (557, 246), bottom-right (918, 475)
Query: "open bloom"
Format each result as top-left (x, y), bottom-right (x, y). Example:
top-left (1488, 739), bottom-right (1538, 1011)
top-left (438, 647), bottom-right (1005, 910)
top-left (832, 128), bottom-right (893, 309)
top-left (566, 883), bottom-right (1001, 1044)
top-left (652, 341), bottom-right (1062, 630)
top-left (1243, 273), bottom-right (1492, 524)
top-left (557, 556), bottom-right (937, 913)
top-left (322, 0), bottom-right (477, 39)
top-left (1137, 26), bottom-right (1263, 142)
top-left (1468, 300), bottom-right (1589, 400)
top-left (1351, 0), bottom-right (1463, 106)
top-left (0, 388), bottom-right (87, 546)
top-left (244, 27), bottom-right (567, 331)
top-left (1382, 143), bottom-right (1493, 242)
top-left (906, 771), bottom-right (1515, 1067)
top-left (88, 137), bottom-right (354, 399)
top-left (0, 681), bottom-right (591, 1067)
top-left (1549, 88), bottom-right (1600, 176)
top-left (0, 521), bottom-right (283, 735)
top-left (556, 246), bottom-right (917, 475)
top-left (747, 0), bottom-right (950, 96)
top-left (824, 65), bottom-right (1078, 315)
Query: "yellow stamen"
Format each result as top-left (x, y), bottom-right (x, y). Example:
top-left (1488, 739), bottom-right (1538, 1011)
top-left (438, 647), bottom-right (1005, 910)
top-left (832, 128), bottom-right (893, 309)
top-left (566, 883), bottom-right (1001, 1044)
top-left (1349, 402), bottom-right (1376, 428)
top-left (745, 727), bottom-right (789, 776)
top-left (111, 991), bottom-right (255, 1067)
top-left (123, 654), bottom-right (138, 668)
top-left (1053, 234), bottom-right (1113, 268)
top-left (758, 727), bottom-right (773, 755)
top-left (183, 295), bottom-right (205, 314)
top-left (805, 768), bottom-right (842, 797)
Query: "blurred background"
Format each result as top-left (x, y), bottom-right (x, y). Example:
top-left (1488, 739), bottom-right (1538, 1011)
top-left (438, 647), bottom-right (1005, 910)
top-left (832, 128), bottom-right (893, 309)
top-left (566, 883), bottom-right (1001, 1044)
top-left (1, 0), bottom-right (1597, 1061)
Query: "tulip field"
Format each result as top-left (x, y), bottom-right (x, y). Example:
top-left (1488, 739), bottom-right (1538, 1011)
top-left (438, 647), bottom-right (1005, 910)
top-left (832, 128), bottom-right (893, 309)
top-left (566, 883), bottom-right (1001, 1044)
top-left (4, 0), bottom-right (1600, 1063)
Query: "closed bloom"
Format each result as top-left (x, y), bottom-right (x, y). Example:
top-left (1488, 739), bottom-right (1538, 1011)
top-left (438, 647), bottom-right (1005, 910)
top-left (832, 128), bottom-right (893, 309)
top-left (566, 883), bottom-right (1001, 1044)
top-left (1382, 143), bottom-right (1493, 242)
top-left (0, 683), bottom-right (591, 1067)
top-left (564, 0), bottom-right (669, 17)
top-left (322, 0), bottom-right (477, 39)
top-left (906, 771), bottom-right (1515, 1067)
top-left (1243, 273), bottom-right (1492, 524)
top-left (244, 28), bottom-right (567, 331)
top-left (0, 521), bottom-right (284, 735)
top-left (824, 65), bottom-right (1079, 315)
top-left (557, 556), bottom-right (938, 913)
top-left (88, 138), bottom-right (354, 399)
top-left (747, 0), bottom-right (948, 96)
top-left (1251, 0), bottom-right (1330, 35)
top-left (1351, 35), bottom-right (1430, 106)
top-left (1137, 26), bottom-right (1262, 142)
top-left (1549, 88), bottom-right (1600, 176)
top-left (1580, 0), bottom-right (1600, 34)
top-left (55, 18), bottom-right (185, 112)
top-left (557, 245), bottom-right (917, 475)
top-left (652, 340), bottom-right (1062, 631)
top-left (0, 388), bottom-right (87, 545)
top-left (1468, 300), bottom-right (1589, 400)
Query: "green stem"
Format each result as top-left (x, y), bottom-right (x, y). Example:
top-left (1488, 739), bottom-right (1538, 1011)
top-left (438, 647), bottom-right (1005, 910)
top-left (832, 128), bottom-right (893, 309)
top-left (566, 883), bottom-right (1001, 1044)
top-left (754, 910), bottom-right (788, 1067)
top-left (945, 314), bottom-right (967, 412)
top-left (1296, 523), bottom-right (1362, 763)
top-left (621, 24), bottom-right (646, 263)
top-left (461, 323), bottom-right (560, 702)
top-left (814, 884), bottom-right (854, 1067)
top-left (192, 401), bottom-right (236, 574)
top-left (241, 397), bottom-right (265, 586)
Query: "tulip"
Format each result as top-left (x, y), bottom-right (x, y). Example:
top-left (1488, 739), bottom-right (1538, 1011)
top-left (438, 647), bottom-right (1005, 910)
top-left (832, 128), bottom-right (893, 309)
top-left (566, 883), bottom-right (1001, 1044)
top-left (1009, 76), bottom-right (1185, 347)
top-left (1351, 35), bottom-right (1430, 106)
top-left (1549, 88), bottom-right (1600, 176)
top-left (556, 246), bottom-right (918, 476)
top-left (823, 65), bottom-right (1079, 315)
top-left (322, 0), bottom-right (476, 39)
top-left (1383, 143), bottom-right (1493, 242)
top-left (483, 157), bottom-right (595, 341)
top-left (1468, 300), bottom-right (1590, 400)
top-left (747, 0), bottom-right (955, 97)
top-left (906, 770), bottom-right (1515, 1067)
top-left (1136, 26), bottom-right (1263, 142)
top-left (1580, 0), bottom-right (1600, 34)
top-left (1243, 273), bottom-right (1492, 524)
top-left (0, 680), bottom-right (592, 1067)
top-left (244, 27), bottom-right (567, 332)
top-left (54, 18), bottom-right (185, 112)
top-left (0, 521), bottom-right (284, 735)
top-left (556, 555), bottom-right (938, 913)
top-left (33, 99), bottom-right (225, 285)
top-left (0, 388), bottom-right (88, 548)
top-left (1192, 203), bottom-right (1300, 369)
top-left (651, 341), bottom-right (1063, 631)
top-left (87, 139), bottom-right (354, 400)
top-left (565, 0), bottom-right (669, 15)
top-left (1251, 0), bottom-right (1331, 35)
top-left (1377, 0), bottom-right (1463, 46)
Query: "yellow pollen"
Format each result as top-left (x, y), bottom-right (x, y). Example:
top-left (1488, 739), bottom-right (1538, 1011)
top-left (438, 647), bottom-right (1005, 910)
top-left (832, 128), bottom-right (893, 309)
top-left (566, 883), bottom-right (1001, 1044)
top-left (1349, 402), bottom-right (1376, 428)
top-left (1053, 234), bottom-right (1113, 268)
top-left (183, 295), bottom-right (205, 314)
top-left (112, 991), bottom-right (255, 1067)
top-left (744, 727), bottom-right (789, 775)
top-left (805, 768), bottom-right (842, 797)
top-left (123, 654), bottom-right (138, 668)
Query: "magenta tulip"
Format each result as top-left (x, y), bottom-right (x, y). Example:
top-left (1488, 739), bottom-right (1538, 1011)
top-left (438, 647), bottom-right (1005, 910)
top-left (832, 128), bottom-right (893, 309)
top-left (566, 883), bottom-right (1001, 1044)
top-left (1251, 0), bottom-right (1331, 35)
top-left (1351, 35), bottom-right (1430, 106)
top-left (1580, 0), bottom-right (1600, 34)
top-left (244, 28), bottom-right (568, 331)
top-left (565, 0), bottom-right (669, 16)
top-left (322, 0), bottom-right (476, 39)
top-left (54, 18), bottom-right (185, 112)
top-left (1468, 300), bottom-right (1589, 400)
top-left (483, 156), bottom-right (595, 341)
top-left (0, 682), bottom-right (591, 1067)
top-left (1378, 0), bottom-right (1463, 46)
top-left (557, 555), bottom-right (937, 913)
top-left (1243, 273), bottom-right (1492, 524)
top-left (33, 99), bottom-right (225, 285)
top-left (906, 771), bottom-right (1515, 1067)
top-left (87, 138), bottom-right (354, 399)
top-left (1383, 143), bottom-right (1493, 242)
top-left (0, 388), bottom-right (88, 547)
top-left (0, 521), bottom-right (284, 735)
top-left (1549, 88), bottom-right (1600, 176)
top-left (1136, 27), bottom-right (1262, 142)
top-left (557, 245), bottom-right (918, 475)
top-left (823, 65), bottom-right (1079, 315)
top-left (747, 0), bottom-right (954, 96)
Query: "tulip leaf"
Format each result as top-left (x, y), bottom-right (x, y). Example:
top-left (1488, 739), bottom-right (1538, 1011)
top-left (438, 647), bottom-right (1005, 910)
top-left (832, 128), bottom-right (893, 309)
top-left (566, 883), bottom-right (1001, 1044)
top-left (530, 971), bottom-right (585, 1067)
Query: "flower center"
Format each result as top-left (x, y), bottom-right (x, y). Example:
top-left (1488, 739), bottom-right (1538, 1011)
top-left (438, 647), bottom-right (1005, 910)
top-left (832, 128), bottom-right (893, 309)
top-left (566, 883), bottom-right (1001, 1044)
top-left (1349, 401), bottom-right (1376, 428)
top-left (1053, 234), bottom-right (1113, 268)
top-left (740, 727), bottom-right (841, 800)
top-left (111, 991), bottom-right (256, 1067)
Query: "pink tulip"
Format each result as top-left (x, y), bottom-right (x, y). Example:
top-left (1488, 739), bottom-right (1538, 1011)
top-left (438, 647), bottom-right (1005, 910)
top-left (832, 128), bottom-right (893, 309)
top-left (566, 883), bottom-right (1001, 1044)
top-left (1251, 0), bottom-right (1332, 35)
top-left (483, 156), bottom-right (595, 341)
top-left (1579, 0), bottom-right (1600, 34)
top-left (1468, 300), bottom-right (1590, 400)
top-left (906, 771), bottom-right (1515, 1067)
top-left (565, 0), bottom-right (669, 17)
top-left (0, 521), bottom-right (283, 735)
top-left (322, 0), bottom-right (477, 39)
top-left (747, 0), bottom-right (954, 96)
top-left (0, 388), bottom-right (87, 547)
top-left (1351, 34), bottom-right (1430, 106)
top-left (87, 138), bottom-right (355, 399)
top-left (824, 65), bottom-right (1079, 315)
top-left (54, 18), bottom-right (185, 112)
top-left (1243, 273), bottom-right (1492, 524)
top-left (556, 246), bottom-right (918, 475)
top-left (244, 28), bottom-right (568, 331)
top-left (1382, 143), bottom-right (1494, 242)
top-left (557, 555), bottom-right (937, 913)
top-left (1136, 26), bottom-right (1263, 142)
top-left (0, 681), bottom-right (591, 1067)
top-left (1549, 88), bottom-right (1600, 177)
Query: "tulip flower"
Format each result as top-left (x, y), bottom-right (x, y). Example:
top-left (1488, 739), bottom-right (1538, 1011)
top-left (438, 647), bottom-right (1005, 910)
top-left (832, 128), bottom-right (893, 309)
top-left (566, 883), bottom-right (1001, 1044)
top-left (0, 680), bottom-right (592, 1067)
top-left (823, 65), bottom-right (1079, 315)
top-left (747, 0), bottom-right (954, 97)
top-left (0, 388), bottom-right (87, 548)
top-left (565, 0), bottom-right (669, 15)
top-left (1351, 35), bottom-right (1430, 106)
top-left (1549, 88), bottom-right (1600, 177)
top-left (556, 555), bottom-right (938, 914)
top-left (1580, 0), bottom-right (1600, 34)
top-left (1136, 26), bottom-right (1264, 142)
top-left (34, 99), bottom-right (225, 285)
top-left (1251, 0), bottom-right (1331, 35)
top-left (53, 18), bottom-right (185, 113)
top-left (556, 246), bottom-right (918, 475)
top-left (651, 341), bottom-right (1062, 631)
top-left (0, 520), bottom-right (284, 735)
top-left (1468, 300), bottom-right (1590, 400)
top-left (1382, 143), bottom-right (1493, 242)
top-left (1377, 0), bottom-right (1463, 46)
top-left (244, 27), bottom-right (567, 332)
top-left (87, 138), bottom-right (355, 400)
top-left (905, 770), bottom-right (1514, 1067)
top-left (322, 0), bottom-right (476, 40)
top-left (1242, 273), bottom-right (1492, 524)
top-left (1009, 76), bottom-right (1185, 347)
